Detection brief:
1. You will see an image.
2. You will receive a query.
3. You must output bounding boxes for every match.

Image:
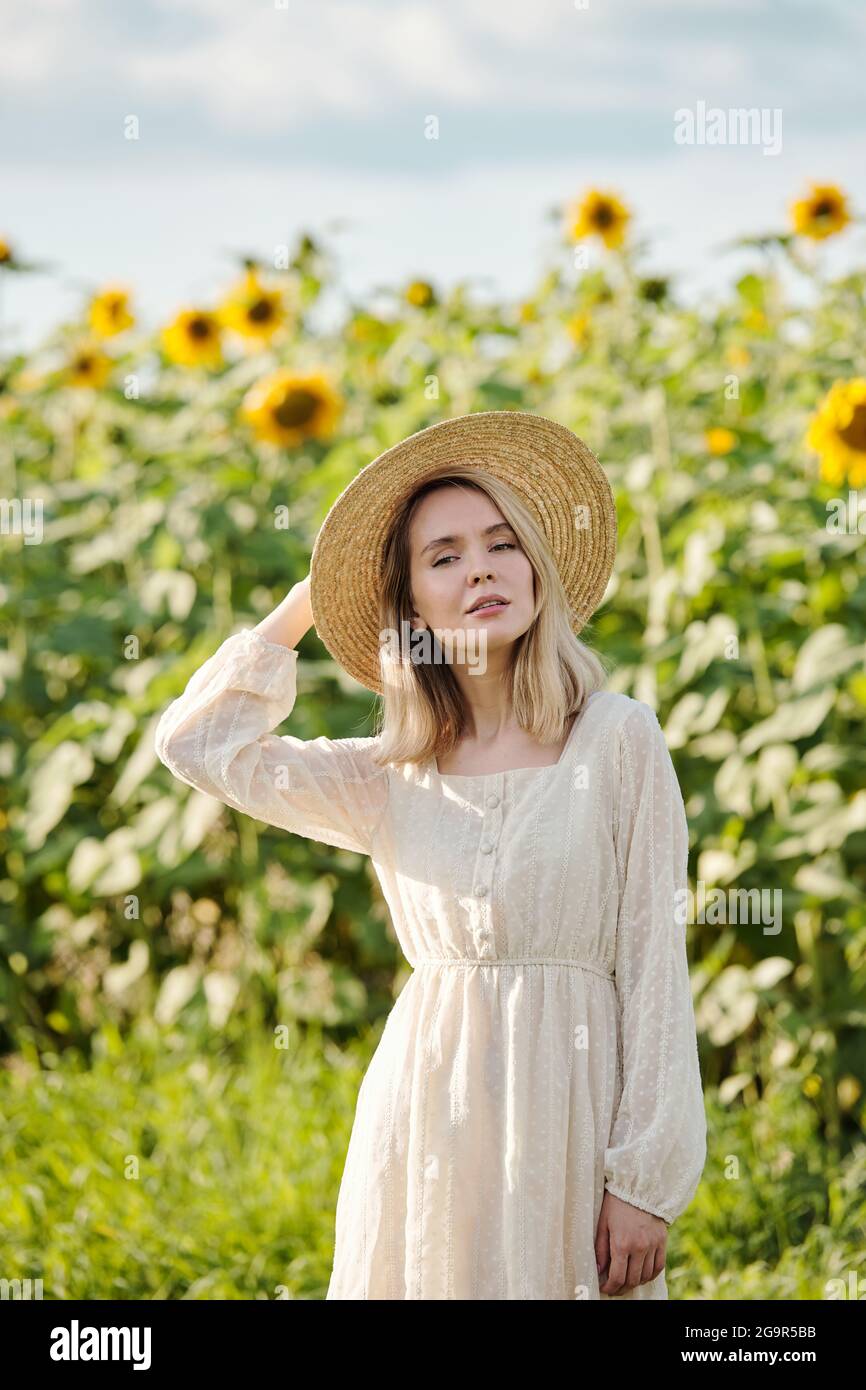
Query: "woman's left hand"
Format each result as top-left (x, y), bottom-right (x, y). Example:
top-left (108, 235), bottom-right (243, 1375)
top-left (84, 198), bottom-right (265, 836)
top-left (595, 1189), bottom-right (667, 1295)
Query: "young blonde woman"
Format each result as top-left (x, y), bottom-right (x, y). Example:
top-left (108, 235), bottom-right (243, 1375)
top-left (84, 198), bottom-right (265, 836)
top-left (155, 411), bottom-right (707, 1301)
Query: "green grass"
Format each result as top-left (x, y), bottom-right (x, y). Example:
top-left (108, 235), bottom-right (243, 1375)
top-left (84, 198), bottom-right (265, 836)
top-left (0, 1021), bottom-right (377, 1300)
top-left (2, 1024), bottom-right (863, 1300)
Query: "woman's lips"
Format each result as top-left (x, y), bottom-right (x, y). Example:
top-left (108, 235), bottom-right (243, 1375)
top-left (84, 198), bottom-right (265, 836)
top-left (467, 601), bottom-right (509, 616)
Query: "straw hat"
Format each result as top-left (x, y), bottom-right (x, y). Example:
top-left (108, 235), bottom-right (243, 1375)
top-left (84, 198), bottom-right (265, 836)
top-left (309, 410), bottom-right (617, 694)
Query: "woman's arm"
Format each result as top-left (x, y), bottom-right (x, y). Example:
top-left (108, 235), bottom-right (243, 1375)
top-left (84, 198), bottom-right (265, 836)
top-left (251, 574), bottom-right (314, 649)
top-left (153, 578), bottom-right (390, 856)
top-left (602, 700), bottom-right (707, 1226)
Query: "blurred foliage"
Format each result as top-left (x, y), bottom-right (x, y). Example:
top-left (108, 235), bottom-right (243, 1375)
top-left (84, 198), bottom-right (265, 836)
top-left (2, 203), bottom-right (866, 1296)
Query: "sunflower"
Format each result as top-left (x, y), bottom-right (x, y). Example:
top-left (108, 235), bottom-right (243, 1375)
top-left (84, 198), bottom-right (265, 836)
top-left (789, 183), bottom-right (852, 240)
top-left (405, 280), bottom-right (436, 309)
top-left (65, 343), bottom-right (113, 389)
top-left (705, 427), bottom-right (737, 456)
top-left (218, 267), bottom-right (286, 343)
top-left (240, 369), bottom-right (343, 447)
top-left (88, 285), bottom-right (134, 337)
top-left (805, 378), bottom-right (866, 486)
top-left (566, 310), bottom-right (592, 346)
top-left (162, 309), bottom-right (224, 368)
top-left (0, 238), bottom-right (12, 264)
top-left (565, 189), bottom-right (631, 249)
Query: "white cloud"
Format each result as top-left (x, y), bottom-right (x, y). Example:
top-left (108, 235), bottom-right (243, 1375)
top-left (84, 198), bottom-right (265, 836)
top-left (3, 0), bottom-right (861, 134)
top-left (0, 0), bottom-right (85, 83)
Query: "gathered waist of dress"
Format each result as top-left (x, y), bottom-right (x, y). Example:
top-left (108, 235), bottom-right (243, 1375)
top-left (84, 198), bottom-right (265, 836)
top-left (411, 955), bottom-right (615, 981)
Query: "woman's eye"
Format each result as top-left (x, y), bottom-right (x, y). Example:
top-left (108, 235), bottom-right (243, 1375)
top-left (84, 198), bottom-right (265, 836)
top-left (433, 541), bottom-right (516, 567)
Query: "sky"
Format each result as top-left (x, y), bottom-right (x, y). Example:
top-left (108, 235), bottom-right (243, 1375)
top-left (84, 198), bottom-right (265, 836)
top-left (2, 0), bottom-right (865, 353)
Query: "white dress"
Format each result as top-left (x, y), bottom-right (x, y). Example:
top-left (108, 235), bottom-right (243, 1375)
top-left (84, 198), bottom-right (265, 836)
top-left (154, 627), bottom-right (707, 1301)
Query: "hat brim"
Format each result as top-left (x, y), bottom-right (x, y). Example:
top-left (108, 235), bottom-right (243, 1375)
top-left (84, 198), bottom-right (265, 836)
top-left (310, 410), bottom-right (617, 695)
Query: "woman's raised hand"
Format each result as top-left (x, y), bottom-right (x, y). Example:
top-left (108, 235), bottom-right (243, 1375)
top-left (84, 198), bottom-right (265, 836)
top-left (252, 573), bottom-right (315, 650)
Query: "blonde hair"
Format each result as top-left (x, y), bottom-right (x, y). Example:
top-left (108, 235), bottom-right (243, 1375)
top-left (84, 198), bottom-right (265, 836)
top-left (367, 468), bottom-right (611, 770)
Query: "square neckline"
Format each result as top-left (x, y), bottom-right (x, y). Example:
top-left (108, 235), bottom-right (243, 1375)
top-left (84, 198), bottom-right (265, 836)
top-left (432, 691), bottom-right (601, 781)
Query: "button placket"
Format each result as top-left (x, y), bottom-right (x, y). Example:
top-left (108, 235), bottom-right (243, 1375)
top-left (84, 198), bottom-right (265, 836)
top-left (472, 773), bottom-right (504, 956)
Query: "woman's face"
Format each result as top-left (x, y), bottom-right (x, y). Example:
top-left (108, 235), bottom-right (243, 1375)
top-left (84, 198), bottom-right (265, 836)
top-left (407, 485), bottom-right (536, 666)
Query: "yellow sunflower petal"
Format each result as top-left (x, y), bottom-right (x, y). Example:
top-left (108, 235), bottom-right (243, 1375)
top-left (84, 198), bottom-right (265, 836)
top-left (217, 269), bottom-right (287, 343)
top-left (89, 285), bottom-right (134, 338)
top-left (405, 280), bottom-right (436, 308)
top-left (240, 369), bottom-right (343, 447)
top-left (161, 309), bottom-right (224, 368)
top-left (805, 378), bottom-right (866, 484)
top-left (66, 343), bottom-right (113, 389)
top-left (790, 182), bottom-right (852, 241)
top-left (565, 189), bottom-right (631, 250)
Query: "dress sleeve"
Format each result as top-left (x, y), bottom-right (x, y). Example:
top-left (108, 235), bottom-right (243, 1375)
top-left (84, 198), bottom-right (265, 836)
top-left (603, 701), bottom-right (707, 1225)
top-left (153, 627), bottom-right (390, 856)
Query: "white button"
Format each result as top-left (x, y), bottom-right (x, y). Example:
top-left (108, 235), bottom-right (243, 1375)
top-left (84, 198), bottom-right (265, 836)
top-left (474, 884), bottom-right (487, 896)
top-left (486, 795), bottom-right (499, 809)
top-left (475, 925), bottom-right (491, 939)
top-left (480, 842), bottom-right (494, 854)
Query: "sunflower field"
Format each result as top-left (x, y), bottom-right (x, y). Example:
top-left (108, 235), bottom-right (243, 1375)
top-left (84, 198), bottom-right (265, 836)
top-left (1, 182), bottom-right (866, 1299)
